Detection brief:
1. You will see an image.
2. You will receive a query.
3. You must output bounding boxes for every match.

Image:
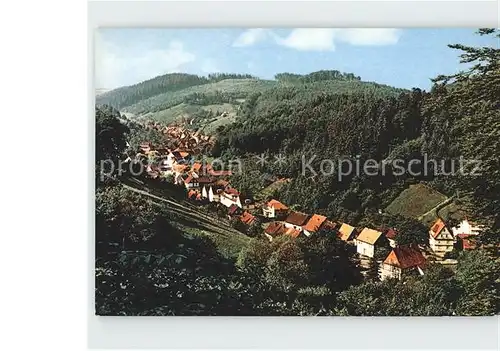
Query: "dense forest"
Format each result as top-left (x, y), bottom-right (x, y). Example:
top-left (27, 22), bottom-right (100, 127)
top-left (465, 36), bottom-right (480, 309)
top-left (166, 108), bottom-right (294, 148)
top-left (96, 69), bottom-right (404, 118)
top-left (213, 29), bottom-right (500, 232)
top-left (95, 29), bottom-right (499, 316)
top-left (96, 72), bottom-right (257, 109)
top-left (275, 70), bottom-right (361, 83)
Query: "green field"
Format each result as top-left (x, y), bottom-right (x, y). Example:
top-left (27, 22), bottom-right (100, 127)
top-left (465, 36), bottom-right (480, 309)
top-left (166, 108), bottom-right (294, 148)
top-left (385, 183), bottom-right (448, 219)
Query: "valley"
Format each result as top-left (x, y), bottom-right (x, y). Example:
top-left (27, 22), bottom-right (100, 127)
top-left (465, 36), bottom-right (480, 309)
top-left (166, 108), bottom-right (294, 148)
top-left (95, 30), bottom-right (500, 317)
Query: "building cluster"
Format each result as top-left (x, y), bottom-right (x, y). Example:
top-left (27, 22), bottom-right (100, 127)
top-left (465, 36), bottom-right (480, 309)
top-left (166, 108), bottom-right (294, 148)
top-left (429, 218), bottom-right (485, 254)
top-left (144, 122), bottom-right (215, 153)
top-left (261, 204), bottom-right (484, 281)
top-left (135, 134), bottom-right (486, 283)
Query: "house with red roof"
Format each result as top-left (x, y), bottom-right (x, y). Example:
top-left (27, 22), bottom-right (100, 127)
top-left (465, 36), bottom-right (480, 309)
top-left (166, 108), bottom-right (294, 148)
top-left (227, 204), bottom-right (242, 219)
top-left (429, 218), bottom-right (454, 257)
top-left (456, 234), bottom-right (477, 250)
top-left (178, 150), bottom-right (191, 159)
top-left (215, 179), bottom-right (230, 188)
top-left (209, 169), bottom-right (233, 177)
top-left (262, 199), bottom-right (289, 219)
top-left (201, 163), bottom-right (233, 177)
top-left (173, 163), bottom-right (189, 176)
top-left (264, 222), bottom-right (286, 241)
top-left (383, 228), bottom-right (398, 248)
top-left (284, 227), bottom-right (303, 239)
top-left (380, 245), bottom-right (426, 280)
top-left (171, 151), bottom-right (186, 163)
top-left (239, 211), bottom-right (256, 226)
top-left (302, 214), bottom-right (328, 237)
top-left (284, 211), bottom-right (309, 232)
top-left (191, 162), bottom-right (203, 175)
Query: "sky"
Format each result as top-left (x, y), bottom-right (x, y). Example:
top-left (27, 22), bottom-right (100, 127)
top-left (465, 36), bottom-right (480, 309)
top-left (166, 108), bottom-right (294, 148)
top-left (95, 28), bottom-right (498, 91)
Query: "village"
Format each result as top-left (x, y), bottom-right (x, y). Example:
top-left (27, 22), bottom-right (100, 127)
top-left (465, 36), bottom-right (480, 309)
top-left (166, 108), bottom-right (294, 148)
top-left (125, 121), bottom-right (488, 282)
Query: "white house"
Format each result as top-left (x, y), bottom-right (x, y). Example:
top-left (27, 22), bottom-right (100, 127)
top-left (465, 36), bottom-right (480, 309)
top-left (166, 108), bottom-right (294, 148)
top-left (209, 186), bottom-right (224, 202)
top-left (220, 188), bottom-right (242, 208)
top-left (429, 218), bottom-right (454, 257)
top-left (158, 157), bottom-right (174, 176)
top-left (183, 175), bottom-right (199, 190)
top-left (355, 228), bottom-right (384, 258)
top-left (262, 199), bottom-right (289, 219)
top-left (165, 153), bottom-right (175, 167)
top-left (201, 185), bottom-right (224, 202)
top-left (201, 185), bottom-right (209, 199)
top-left (452, 219), bottom-right (485, 237)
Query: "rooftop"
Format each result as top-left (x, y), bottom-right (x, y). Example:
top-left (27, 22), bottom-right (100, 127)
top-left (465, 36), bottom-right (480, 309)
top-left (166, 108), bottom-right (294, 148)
top-left (356, 228), bottom-right (383, 245)
top-left (284, 211), bottom-right (309, 227)
top-left (209, 169), bottom-right (233, 176)
top-left (215, 179), bottom-right (230, 188)
top-left (383, 245), bottom-right (426, 269)
top-left (225, 187), bottom-right (240, 196)
top-left (457, 234), bottom-right (477, 250)
top-left (267, 199), bottom-right (289, 211)
top-left (338, 223), bottom-right (356, 241)
top-left (430, 218), bottom-right (447, 238)
top-left (265, 222), bottom-right (286, 237)
top-left (228, 204), bottom-right (240, 216)
top-left (240, 211), bottom-right (256, 225)
top-left (285, 227), bottom-right (302, 238)
top-left (303, 214), bottom-right (327, 232)
top-left (192, 162), bottom-right (202, 172)
top-left (384, 228), bottom-right (398, 240)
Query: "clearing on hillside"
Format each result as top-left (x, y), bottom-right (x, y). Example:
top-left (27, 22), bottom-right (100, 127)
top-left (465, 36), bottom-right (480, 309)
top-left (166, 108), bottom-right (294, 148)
top-left (385, 183), bottom-right (448, 219)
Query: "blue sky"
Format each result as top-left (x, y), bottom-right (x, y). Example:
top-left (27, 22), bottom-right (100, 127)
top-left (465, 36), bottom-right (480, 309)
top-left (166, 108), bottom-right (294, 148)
top-left (95, 28), bottom-right (498, 91)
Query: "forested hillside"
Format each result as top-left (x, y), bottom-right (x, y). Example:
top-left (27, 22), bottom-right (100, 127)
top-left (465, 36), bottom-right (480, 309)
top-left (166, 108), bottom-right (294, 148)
top-left (213, 29), bottom-right (500, 234)
top-left (96, 72), bottom-right (256, 109)
top-left (96, 69), bottom-right (405, 129)
top-left (95, 29), bottom-right (499, 316)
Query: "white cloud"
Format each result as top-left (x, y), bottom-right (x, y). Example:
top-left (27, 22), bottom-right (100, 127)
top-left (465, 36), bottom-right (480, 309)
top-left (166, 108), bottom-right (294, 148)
top-left (274, 28), bottom-right (337, 51)
top-left (233, 28), bottom-right (402, 52)
top-left (337, 28), bottom-right (401, 46)
top-left (232, 28), bottom-right (268, 47)
top-left (95, 35), bottom-right (196, 89)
